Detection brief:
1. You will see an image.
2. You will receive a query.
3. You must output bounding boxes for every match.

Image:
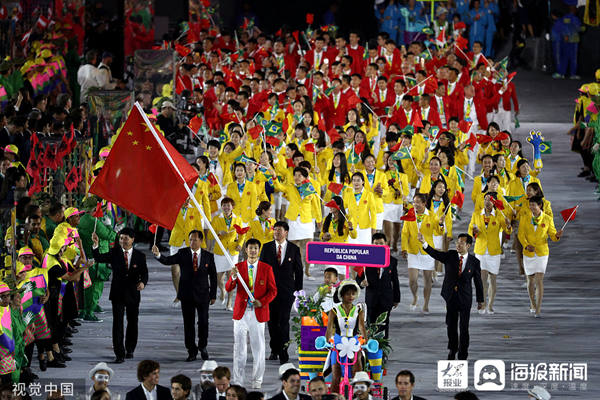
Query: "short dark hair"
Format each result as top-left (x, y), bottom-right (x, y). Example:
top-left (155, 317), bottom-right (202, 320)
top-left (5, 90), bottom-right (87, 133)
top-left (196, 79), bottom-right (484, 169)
top-left (529, 195), bottom-right (544, 209)
top-left (372, 233), bottom-right (387, 242)
top-left (48, 202), bottom-right (64, 216)
top-left (137, 360), bottom-right (160, 382)
top-left (273, 221), bottom-right (289, 231)
top-left (454, 391), bottom-right (480, 400)
top-left (119, 227), bottom-right (135, 239)
top-left (245, 238), bottom-right (261, 249)
top-left (189, 230), bottom-right (204, 240)
top-left (207, 139), bottom-right (221, 150)
top-left (281, 368), bottom-right (300, 381)
top-left (171, 374), bottom-right (192, 393)
top-left (395, 370), bottom-right (415, 384)
top-left (457, 233), bottom-right (473, 245)
top-left (308, 376), bottom-right (326, 387)
top-left (324, 267), bottom-right (338, 276)
top-left (339, 283), bottom-right (358, 297)
top-left (213, 366), bottom-right (231, 379)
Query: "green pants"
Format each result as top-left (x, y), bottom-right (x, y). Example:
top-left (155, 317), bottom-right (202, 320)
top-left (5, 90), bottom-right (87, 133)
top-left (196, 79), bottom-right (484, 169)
top-left (83, 281), bottom-right (105, 316)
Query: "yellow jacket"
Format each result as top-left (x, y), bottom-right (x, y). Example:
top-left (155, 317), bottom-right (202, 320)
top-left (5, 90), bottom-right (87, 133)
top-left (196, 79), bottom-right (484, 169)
top-left (516, 197), bottom-right (554, 220)
top-left (383, 170), bottom-right (410, 204)
top-left (209, 213), bottom-right (246, 256)
top-left (429, 200), bottom-right (454, 237)
top-left (361, 169), bottom-right (387, 214)
top-left (471, 173), bottom-right (494, 204)
top-left (226, 179), bottom-right (260, 223)
top-left (273, 179), bottom-right (323, 223)
top-left (169, 205), bottom-right (204, 247)
top-left (342, 188), bottom-right (377, 230)
top-left (517, 213), bottom-right (559, 257)
top-left (319, 216), bottom-right (358, 243)
top-left (507, 175), bottom-right (542, 198)
top-left (249, 216), bottom-right (276, 245)
top-left (401, 208), bottom-right (439, 254)
top-left (468, 210), bottom-right (510, 256)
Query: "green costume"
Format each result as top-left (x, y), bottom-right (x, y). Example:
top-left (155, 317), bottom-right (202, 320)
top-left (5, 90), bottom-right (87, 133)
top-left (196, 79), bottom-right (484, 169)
top-left (10, 307), bottom-right (25, 383)
top-left (77, 213), bottom-right (116, 319)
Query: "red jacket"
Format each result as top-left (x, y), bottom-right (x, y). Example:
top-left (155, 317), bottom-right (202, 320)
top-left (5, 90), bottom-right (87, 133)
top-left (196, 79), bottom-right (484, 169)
top-left (417, 104), bottom-right (443, 128)
top-left (456, 95), bottom-right (489, 130)
top-left (494, 81), bottom-right (519, 113)
top-left (225, 260), bottom-right (277, 323)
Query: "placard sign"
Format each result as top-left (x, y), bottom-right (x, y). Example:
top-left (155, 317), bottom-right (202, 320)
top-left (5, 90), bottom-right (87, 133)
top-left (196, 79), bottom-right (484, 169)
top-left (306, 242), bottom-right (390, 268)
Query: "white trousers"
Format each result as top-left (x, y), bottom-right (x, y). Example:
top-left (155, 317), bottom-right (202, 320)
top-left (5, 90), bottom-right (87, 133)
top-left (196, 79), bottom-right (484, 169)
top-left (495, 109), bottom-right (512, 132)
top-left (233, 310), bottom-right (265, 387)
top-left (468, 143), bottom-right (480, 177)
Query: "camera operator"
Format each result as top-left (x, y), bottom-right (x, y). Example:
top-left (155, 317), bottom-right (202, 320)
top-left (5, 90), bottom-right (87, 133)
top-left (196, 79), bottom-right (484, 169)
top-left (157, 101), bottom-right (188, 152)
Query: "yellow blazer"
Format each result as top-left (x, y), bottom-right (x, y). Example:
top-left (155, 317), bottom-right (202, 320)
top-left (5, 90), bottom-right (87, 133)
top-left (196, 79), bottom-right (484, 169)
top-left (473, 188), bottom-right (508, 214)
top-left (383, 170), bottom-right (410, 204)
top-left (361, 169), bottom-right (387, 214)
top-left (273, 179), bottom-right (322, 223)
top-left (468, 210), bottom-right (510, 256)
top-left (226, 180), bottom-right (261, 223)
top-left (471, 173), bottom-right (494, 204)
top-left (342, 188), bottom-right (377, 230)
top-left (319, 217), bottom-right (358, 243)
top-left (507, 175), bottom-right (542, 198)
top-left (401, 209), bottom-right (439, 254)
top-left (220, 145), bottom-right (244, 187)
top-left (249, 216), bottom-right (276, 245)
top-left (516, 197), bottom-right (554, 220)
top-left (517, 213), bottom-right (559, 257)
top-left (169, 205), bottom-right (204, 247)
top-left (429, 200), bottom-right (454, 238)
top-left (209, 213), bottom-right (245, 256)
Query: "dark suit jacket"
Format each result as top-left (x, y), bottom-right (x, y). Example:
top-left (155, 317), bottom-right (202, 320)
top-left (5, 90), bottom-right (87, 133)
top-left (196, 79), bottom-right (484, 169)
top-left (259, 240), bottom-right (303, 300)
top-left (125, 384), bottom-right (172, 400)
top-left (357, 256), bottom-right (401, 309)
top-left (156, 248), bottom-right (217, 303)
top-left (199, 386), bottom-right (217, 400)
top-left (423, 245), bottom-right (484, 308)
top-left (391, 395), bottom-right (427, 400)
top-left (268, 392), bottom-right (311, 400)
top-left (93, 246), bottom-right (148, 305)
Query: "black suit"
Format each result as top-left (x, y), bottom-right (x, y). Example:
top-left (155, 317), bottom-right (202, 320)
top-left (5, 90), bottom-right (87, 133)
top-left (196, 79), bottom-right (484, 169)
top-left (423, 245), bottom-right (483, 360)
top-left (93, 245), bottom-right (148, 358)
top-left (259, 240), bottom-right (303, 357)
top-left (156, 248), bottom-right (217, 355)
top-left (125, 384), bottom-right (172, 400)
top-left (268, 392), bottom-right (311, 400)
top-left (391, 395), bottom-right (427, 400)
top-left (199, 386), bottom-right (227, 400)
top-left (356, 256), bottom-right (401, 338)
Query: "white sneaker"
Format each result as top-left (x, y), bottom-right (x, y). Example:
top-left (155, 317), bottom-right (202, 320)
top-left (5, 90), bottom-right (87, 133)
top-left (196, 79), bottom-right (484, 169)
top-left (410, 304), bottom-right (417, 311)
top-left (478, 309), bottom-right (486, 315)
top-left (529, 308), bottom-right (536, 314)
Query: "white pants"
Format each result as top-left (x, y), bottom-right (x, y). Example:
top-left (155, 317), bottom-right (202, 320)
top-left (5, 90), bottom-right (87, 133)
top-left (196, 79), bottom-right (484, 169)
top-left (468, 142), bottom-right (479, 177)
top-left (233, 310), bottom-right (265, 387)
top-left (495, 109), bottom-right (512, 132)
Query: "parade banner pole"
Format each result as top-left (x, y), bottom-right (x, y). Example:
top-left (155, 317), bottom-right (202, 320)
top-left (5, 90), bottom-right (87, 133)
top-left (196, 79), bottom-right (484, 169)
top-left (137, 103), bottom-right (255, 301)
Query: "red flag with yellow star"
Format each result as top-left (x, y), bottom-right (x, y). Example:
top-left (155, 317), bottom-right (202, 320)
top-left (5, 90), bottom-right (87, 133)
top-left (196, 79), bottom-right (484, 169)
top-left (90, 103), bottom-right (199, 229)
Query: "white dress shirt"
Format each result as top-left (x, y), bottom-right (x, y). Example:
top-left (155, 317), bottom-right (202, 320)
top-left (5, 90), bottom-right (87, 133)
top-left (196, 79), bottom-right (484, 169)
top-left (275, 240), bottom-right (287, 265)
top-left (123, 248), bottom-right (132, 266)
top-left (141, 384), bottom-right (156, 400)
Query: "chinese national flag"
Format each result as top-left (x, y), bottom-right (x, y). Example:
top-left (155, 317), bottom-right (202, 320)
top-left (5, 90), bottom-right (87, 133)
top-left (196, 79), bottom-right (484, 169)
top-left (491, 197), bottom-right (504, 210)
top-left (465, 132), bottom-right (477, 150)
top-left (90, 103), bottom-right (199, 229)
top-left (451, 190), bottom-right (465, 208)
top-left (325, 200), bottom-right (340, 210)
top-left (92, 202), bottom-right (103, 218)
top-left (400, 208), bottom-right (416, 221)
top-left (476, 134), bottom-right (493, 145)
top-left (328, 182), bottom-right (344, 195)
top-left (346, 93), bottom-right (361, 109)
top-left (560, 206), bottom-right (578, 222)
top-left (248, 125), bottom-right (262, 140)
top-left (266, 136), bottom-right (281, 148)
top-left (304, 143), bottom-right (315, 153)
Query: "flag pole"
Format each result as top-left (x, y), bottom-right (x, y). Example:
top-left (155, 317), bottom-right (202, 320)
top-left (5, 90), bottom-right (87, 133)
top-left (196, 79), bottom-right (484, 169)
top-left (560, 205), bottom-right (579, 231)
top-left (137, 103), bottom-right (255, 301)
top-left (454, 165), bottom-right (475, 180)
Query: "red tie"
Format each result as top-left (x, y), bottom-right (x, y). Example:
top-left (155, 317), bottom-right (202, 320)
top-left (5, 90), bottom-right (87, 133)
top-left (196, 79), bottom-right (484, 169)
top-left (193, 252), bottom-right (198, 272)
top-left (458, 255), bottom-right (463, 276)
top-left (277, 244), bottom-right (282, 266)
top-left (124, 251), bottom-right (129, 269)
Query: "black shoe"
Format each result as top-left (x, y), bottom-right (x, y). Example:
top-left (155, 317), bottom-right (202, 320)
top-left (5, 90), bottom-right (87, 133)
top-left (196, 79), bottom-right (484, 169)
top-left (578, 170), bottom-right (591, 177)
top-left (68, 327), bottom-right (78, 334)
top-left (587, 175), bottom-right (598, 182)
top-left (47, 359), bottom-right (66, 368)
top-left (279, 350), bottom-right (289, 364)
top-left (61, 339), bottom-right (73, 346)
top-left (448, 351), bottom-right (457, 360)
top-left (200, 348), bottom-right (209, 360)
top-left (60, 353), bottom-right (72, 361)
top-left (71, 320), bottom-right (81, 327)
top-left (38, 357), bottom-right (47, 372)
top-left (62, 347), bottom-right (72, 354)
top-left (113, 357), bottom-right (125, 364)
top-left (185, 354), bottom-right (197, 362)
top-left (125, 353), bottom-right (134, 359)
top-left (267, 353), bottom-right (278, 361)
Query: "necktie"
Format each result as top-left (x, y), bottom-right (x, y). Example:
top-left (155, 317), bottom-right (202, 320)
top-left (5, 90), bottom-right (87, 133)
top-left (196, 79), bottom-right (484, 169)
top-left (458, 255), bottom-right (463, 276)
top-left (248, 264), bottom-right (254, 290)
top-left (193, 251), bottom-right (198, 272)
top-left (124, 250), bottom-right (128, 269)
top-left (277, 244), bottom-right (282, 265)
